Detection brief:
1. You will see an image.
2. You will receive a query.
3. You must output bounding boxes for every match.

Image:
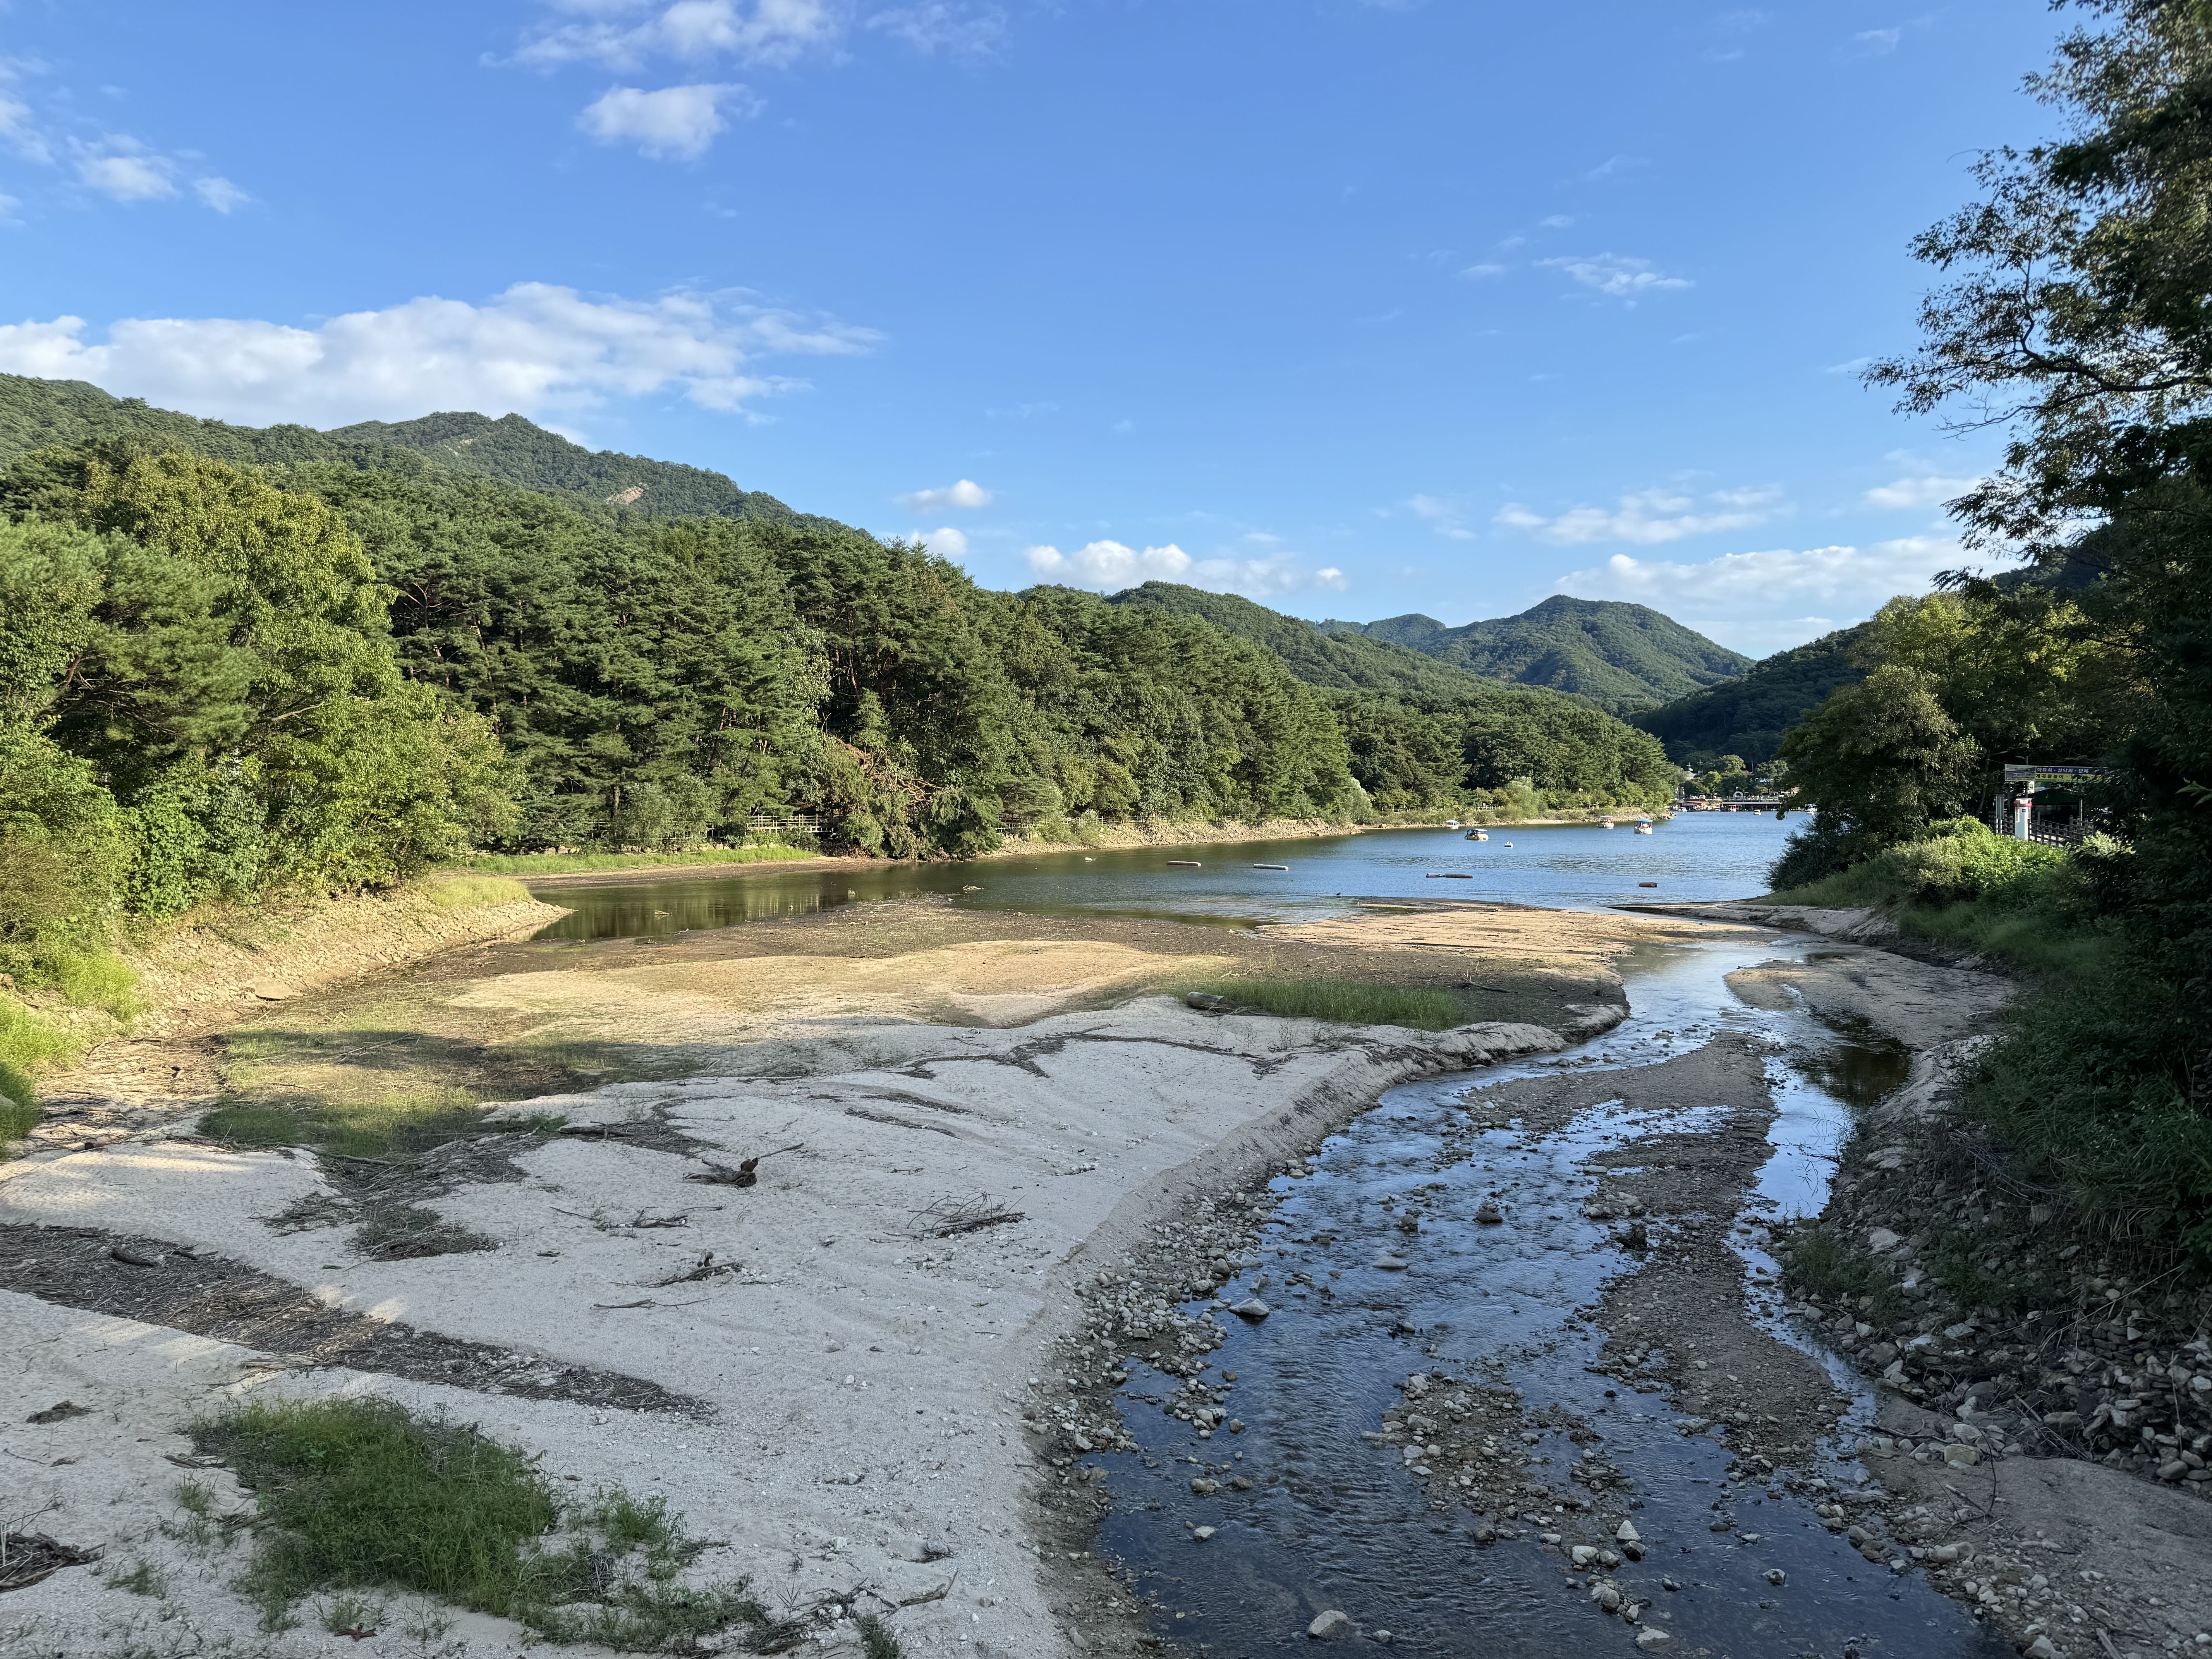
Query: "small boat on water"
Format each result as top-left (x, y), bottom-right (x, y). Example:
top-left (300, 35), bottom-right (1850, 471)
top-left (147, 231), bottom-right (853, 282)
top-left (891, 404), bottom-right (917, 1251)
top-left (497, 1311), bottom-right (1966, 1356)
top-left (1599, 817), bottom-right (1616, 829)
top-left (1251, 863), bottom-right (1289, 871)
top-left (1443, 819), bottom-right (1461, 828)
top-left (1634, 824), bottom-right (1655, 835)
top-left (1167, 860), bottom-right (1201, 867)
top-left (1465, 830), bottom-right (1488, 842)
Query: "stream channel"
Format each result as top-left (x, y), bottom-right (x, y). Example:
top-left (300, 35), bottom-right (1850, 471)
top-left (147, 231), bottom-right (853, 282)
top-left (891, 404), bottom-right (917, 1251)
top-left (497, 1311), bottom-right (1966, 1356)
top-left (1093, 929), bottom-right (2011, 1657)
top-left (531, 817), bottom-right (2009, 1655)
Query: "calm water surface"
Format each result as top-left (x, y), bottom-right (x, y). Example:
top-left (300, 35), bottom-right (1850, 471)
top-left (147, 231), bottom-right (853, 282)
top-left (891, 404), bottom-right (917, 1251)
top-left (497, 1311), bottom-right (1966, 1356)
top-left (529, 812), bottom-right (1798, 939)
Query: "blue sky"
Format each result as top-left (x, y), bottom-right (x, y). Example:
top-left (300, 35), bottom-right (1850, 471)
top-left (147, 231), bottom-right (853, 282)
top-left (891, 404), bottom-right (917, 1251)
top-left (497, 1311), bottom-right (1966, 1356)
top-left (0, 1), bottom-right (2062, 654)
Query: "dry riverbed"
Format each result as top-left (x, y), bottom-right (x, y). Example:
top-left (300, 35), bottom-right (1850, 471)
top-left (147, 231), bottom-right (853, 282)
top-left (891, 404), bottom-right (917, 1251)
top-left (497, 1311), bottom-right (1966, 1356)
top-left (0, 896), bottom-right (1719, 1659)
top-left (11, 888), bottom-right (2189, 1659)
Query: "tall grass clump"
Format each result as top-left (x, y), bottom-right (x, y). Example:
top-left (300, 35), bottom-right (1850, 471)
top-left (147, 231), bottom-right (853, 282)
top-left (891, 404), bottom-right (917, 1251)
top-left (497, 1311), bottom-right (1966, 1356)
top-left (192, 1398), bottom-right (765, 1646)
top-left (1203, 977), bottom-right (1467, 1030)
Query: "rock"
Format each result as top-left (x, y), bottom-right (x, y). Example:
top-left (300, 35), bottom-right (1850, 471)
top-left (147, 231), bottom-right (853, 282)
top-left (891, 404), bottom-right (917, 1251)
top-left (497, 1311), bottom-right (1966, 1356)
top-left (1190, 1478), bottom-right (1219, 1495)
top-left (1230, 1298), bottom-right (1272, 1321)
top-left (1764, 1568), bottom-right (1786, 1586)
top-left (1620, 1220), bottom-right (1650, 1251)
top-left (1192, 1526), bottom-right (1216, 1541)
top-left (1866, 1226), bottom-right (1903, 1252)
top-left (1592, 1583), bottom-right (1623, 1613)
top-left (2159, 1458), bottom-right (2190, 1481)
top-left (2025, 1638), bottom-right (2058, 1659)
top-left (1472, 1525), bottom-right (1496, 1545)
top-left (1186, 992), bottom-right (1230, 1012)
top-left (884, 1533), bottom-right (935, 1562)
top-left (1475, 1200), bottom-right (1504, 1225)
top-left (110, 1244), bottom-right (164, 1267)
top-left (1635, 1631), bottom-right (1672, 1650)
top-left (250, 982), bottom-right (299, 1001)
top-left (1307, 1609), bottom-right (1354, 1640)
top-left (1614, 1520), bottom-right (1641, 1544)
top-left (1570, 1545), bottom-right (1599, 1568)
top-left (1230, 1476), bottom-right (1252, 1491)
top-left (1942, 1443), bottom-right (1981, 1467)
top-left (1373, 1254), bottom-right (1409, 1271)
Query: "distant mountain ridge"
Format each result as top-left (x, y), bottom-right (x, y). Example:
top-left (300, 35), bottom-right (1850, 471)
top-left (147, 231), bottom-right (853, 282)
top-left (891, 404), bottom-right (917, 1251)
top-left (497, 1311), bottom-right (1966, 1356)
top-left (1106, 582), bottom-right (1517, 703)
top-left (0, 376), bottom-right (841, 530)
top-left (1628, 624), bottom-right (1871, 767)
top-left (1321, 595), bottom-right (1752, 713)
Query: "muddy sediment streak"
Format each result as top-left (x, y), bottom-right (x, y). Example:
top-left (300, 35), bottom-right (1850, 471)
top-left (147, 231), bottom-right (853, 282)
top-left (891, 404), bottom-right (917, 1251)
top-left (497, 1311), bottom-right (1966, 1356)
top-left (0, 1223), bottom-right (702, 1417)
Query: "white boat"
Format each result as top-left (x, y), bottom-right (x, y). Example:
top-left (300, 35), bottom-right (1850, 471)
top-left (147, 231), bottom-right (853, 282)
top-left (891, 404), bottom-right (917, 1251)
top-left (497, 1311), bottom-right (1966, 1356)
top-left (1443, 819), bottom-right (1461, 828)
top-left (1465, 830), bottom-right (1487, 841)
top-left (1634, 824), bottom-right (1654, 835)
top-left (1599, 817), bottom-right (1616, 829)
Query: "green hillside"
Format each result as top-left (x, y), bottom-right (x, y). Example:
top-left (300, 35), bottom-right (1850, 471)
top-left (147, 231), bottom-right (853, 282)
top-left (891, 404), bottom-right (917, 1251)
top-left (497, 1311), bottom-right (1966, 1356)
top-left (0, 376), bottom-right (835, 529)
top-left (1323, 594), bottom-right (1752, 713)
top-left (1629, 624), bottom-right (1870, 768)
top-left (326, 410), bottom-right (837, 526)
top-left (1108, 581), bottom-right (1507, 701)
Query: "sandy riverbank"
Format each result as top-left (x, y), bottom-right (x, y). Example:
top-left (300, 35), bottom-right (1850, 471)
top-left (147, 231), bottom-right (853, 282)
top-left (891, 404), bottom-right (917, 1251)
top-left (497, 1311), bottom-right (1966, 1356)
top-left (0, 897), bottom-right (1736, 1659)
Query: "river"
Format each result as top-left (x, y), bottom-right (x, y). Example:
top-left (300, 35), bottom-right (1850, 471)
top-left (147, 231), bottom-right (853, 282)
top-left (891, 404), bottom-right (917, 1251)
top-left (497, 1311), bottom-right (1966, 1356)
top-left (527, 814), bottom-right (2007, 1656)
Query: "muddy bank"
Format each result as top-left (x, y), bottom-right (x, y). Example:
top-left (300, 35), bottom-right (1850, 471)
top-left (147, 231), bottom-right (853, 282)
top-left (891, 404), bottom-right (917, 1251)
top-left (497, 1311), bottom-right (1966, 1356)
top-left (1779, 1031), bottom-right (2212, 1658)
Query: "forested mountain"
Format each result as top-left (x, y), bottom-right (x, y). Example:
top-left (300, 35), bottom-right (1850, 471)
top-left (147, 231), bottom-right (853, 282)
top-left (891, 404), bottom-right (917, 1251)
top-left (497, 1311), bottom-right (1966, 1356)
top-left (1322, 595), bottom-right (1751, 713)
top-left (1108, 582), bottom-right (1505, 700)
top-left (0, 376), bottom-right (833, 528)
top-left (0, 371), bottom-right (1678, 1000)
top-left (1629, 625), bottom-right (1870, 768)
top-left (1106, 582), bottom-right (1675, 814)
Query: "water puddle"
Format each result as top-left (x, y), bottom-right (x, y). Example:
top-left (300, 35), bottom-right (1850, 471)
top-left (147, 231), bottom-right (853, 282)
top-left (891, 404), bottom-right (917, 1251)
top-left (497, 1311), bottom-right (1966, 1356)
top-left (1088, 934), bottom-right (2006, 1656)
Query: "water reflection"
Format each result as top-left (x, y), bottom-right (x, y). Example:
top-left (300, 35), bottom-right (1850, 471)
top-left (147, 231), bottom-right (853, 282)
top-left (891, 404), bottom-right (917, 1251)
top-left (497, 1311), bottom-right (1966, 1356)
top-left (530, 814), bottom-right (1800, 941)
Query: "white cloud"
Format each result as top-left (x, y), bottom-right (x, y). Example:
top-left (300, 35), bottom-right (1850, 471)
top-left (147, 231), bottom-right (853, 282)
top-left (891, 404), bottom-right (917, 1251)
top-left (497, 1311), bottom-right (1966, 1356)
top-left (0, 94), bottom-right (49, 164)
top-left (519, 0), bottom-right (840, 70)
top-left (0, 281), bottom-right (880, 428)
top-left (1541, 252), bottom-right (1692, 299)
top-left (1855, 26), bottom-right (1902, 53)
top-left (1557, 536), bottom-right (1961, 617)
top-left (1584, 155), bottom-right (1645, 182)
top-left (908, 526), bottom-right (969, 560)
top-left (1539, 213), bottom-right (1576, 229)
top-left (897, 477), bottom-right (992, 512)
top-left (866, 4), bottom-right (1006, 57)
top-left (1495, 484), bottom-right (1784, 546)
top-left (1408, 493), bottom-right (1476, 541)
top-left (1458, 262), bottom-right (1505, 279)
top-left (76, 148), bottom-right (173, 201)
top-left (1027, 539), bottom-right (1193, 587)
top-left (578, 82), bottom-right (753, 158)
top-left (1864, 472), bottom-right (1975, 510)
top-left (1023, 541), bottom-right (1343, 599)
top-left (192, 175), bottom-right (249, 213)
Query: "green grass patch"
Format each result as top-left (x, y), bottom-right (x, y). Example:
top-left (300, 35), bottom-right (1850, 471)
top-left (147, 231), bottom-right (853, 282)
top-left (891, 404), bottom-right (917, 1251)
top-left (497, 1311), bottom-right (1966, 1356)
top-left (191, 1398), bottom-right (763, 1646)
top-left (416, 874), bottom-right (534, 910)
top-left (452, 846), bottom-right (813, 876)
top-left (199, 1087), bottom-right (517, 1160)
top-left (1200, 977), bottom-right (1468, 1030)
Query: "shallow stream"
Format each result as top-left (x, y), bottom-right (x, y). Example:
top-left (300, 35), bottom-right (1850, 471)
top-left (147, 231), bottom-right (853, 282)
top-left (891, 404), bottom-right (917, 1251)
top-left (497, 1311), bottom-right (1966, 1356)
top-left (1091, 934), bottom-right (2011, 1657)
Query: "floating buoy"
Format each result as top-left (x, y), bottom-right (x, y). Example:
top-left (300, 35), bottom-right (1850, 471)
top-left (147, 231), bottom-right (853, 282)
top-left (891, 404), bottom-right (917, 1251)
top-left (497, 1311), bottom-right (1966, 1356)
top-left (1168, 860), bottom-right (1201, 867)
top-left (1251, 863), bottom-right (1289, 871)
top-left (1502, 842), bottom-right (1514, 848)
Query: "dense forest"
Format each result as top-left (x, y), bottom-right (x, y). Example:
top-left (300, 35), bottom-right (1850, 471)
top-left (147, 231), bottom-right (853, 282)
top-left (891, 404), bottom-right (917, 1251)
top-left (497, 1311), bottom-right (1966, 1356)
top-left (0, 382), bottom-right (1680, 1062)
top-left (1321, 594), bottom-right (1750, 713)
top-left (1630, 625), bottom-right (1870, 768)
top-left (1765, 0), bottom-right (2212, 1265)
